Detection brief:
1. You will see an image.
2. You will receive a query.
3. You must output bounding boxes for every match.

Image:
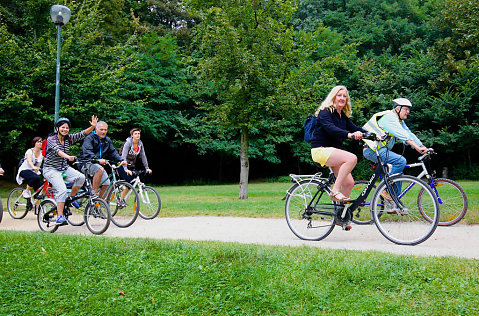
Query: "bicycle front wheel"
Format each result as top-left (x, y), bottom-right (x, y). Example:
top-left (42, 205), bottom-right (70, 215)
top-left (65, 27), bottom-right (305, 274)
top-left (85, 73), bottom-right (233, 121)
top-left (350, 180), bottom-right (374, 225)
top-left (106, 181), bottom-right (139, 228)
top-left (7, 188), bottom-right (30, 219)
top-left (0, 197), bottom-right (3, 223)
top-left (372, 175), bottom-right (439, 245)
top-left (37, 199), bottom-right (59, 233)
top-left (66, 198), bottom-right (86, 227)
top-left (419, 178), bottom-right (468, 226)
top-left (84, 198), bottom-right (111, 235)
top-left (138, 186), bottom-right (161, 219)
top-left (285, 179), bottom-right (335, 241)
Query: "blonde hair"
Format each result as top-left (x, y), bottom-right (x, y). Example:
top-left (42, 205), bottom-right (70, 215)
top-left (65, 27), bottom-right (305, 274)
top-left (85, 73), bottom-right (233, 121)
top-left (315, 85), bottom-right (352, 117)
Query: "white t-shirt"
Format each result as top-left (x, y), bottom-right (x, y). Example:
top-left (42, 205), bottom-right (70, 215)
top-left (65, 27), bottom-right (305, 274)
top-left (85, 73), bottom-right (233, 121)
top-left (16, 148), bottom-right (43, 185)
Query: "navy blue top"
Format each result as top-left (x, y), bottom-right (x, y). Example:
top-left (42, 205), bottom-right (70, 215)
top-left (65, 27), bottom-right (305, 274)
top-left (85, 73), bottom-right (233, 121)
top-left (79, 133), bottom-right (122, 165)
top-left (310, 109), bottom-right (366, 149)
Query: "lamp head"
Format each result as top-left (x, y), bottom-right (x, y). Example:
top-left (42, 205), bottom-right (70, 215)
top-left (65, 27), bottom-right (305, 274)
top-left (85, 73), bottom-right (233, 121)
top-left (50, 5), bottom-right (71, 26)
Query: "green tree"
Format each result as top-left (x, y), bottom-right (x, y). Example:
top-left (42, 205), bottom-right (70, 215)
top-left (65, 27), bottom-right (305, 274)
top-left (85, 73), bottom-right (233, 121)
top-left (186, 0), bottom-right (356, 198)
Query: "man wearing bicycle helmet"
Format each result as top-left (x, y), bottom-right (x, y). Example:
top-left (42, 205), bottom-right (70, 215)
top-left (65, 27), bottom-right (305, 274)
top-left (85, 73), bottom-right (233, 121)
top-left (78, 121), bottom-right (127, 198)
top-left (43, 116), bottom-right (98, 225)
top-left (362, 98), bottom-right (433, 178)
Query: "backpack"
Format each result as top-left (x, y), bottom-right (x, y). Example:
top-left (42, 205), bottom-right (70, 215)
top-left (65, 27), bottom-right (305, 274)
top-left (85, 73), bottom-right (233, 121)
top-left (42, 134), bottom-right (71, 156)
top-left (42, 139), bottom-right (48, 157)
top-left (18, 156), bottom-right (26, 169)
top-left (304, 115), bottom-right (319, 142)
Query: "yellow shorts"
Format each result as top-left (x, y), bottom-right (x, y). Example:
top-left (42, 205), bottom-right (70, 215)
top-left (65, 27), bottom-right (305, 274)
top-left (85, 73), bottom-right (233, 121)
top-left (311, 147), bottom-right (335, 166)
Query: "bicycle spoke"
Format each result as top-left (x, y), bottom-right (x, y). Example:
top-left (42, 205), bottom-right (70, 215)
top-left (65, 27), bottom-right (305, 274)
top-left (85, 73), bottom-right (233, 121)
top-left (372, 175), bottom-right (439, 245)
top-left (285, 179), bottom-right (335, 241)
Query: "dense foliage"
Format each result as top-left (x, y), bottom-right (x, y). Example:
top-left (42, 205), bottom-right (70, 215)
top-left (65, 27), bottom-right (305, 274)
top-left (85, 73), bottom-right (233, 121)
top-left (0, 0), bottom-right (478, 185)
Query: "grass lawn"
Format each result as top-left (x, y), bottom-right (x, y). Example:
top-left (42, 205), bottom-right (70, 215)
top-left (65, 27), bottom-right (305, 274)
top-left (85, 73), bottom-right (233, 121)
top-left (1, 180), bottom-right (478, 314)
top-left (1, 231), bottom-right (478, 315)
top-left (1, 179), bottom-right (478, 223)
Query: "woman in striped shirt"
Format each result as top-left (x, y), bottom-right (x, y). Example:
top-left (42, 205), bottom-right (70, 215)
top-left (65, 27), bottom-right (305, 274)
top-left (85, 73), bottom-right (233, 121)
top-left (43, 116), bottom-right (97, 225)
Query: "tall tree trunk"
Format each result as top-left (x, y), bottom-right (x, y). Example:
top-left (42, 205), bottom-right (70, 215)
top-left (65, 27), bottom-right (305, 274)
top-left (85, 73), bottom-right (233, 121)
top-left (239, 126), bottom-right (249, 199)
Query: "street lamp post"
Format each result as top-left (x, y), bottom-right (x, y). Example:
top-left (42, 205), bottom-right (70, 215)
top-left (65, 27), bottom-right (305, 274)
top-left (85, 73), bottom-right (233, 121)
top-left (50, 5), bottom-right (71, 127)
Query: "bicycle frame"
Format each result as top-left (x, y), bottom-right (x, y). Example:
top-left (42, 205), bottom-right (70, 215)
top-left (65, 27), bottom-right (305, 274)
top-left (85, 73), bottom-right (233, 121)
top-left (404, 153), bottom-right (444, 204)
top-left (36, 179), bottom-right (55, 200)
top-left (95, 161), bottom-right (125, 199)
top-left (302, 139), bottom-right (405, 222)
top-left (129, 173), bottom-right (150, 203)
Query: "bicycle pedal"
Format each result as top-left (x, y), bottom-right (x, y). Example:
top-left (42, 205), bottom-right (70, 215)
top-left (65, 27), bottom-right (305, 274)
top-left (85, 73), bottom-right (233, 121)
top-left (342, 224), bottom-right (352, 231)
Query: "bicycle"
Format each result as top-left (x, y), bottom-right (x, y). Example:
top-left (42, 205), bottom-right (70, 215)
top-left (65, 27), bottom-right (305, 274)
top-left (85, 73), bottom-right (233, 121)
top-left (96, 160), bottom-right (140, 228)
top-left (350, 151), bottom-right (468, 227)
top-left (37, 162), bottom-right (111, 235)
top-left (7, 179), bottom-right (55, 219)
top-left (284, 133), bottom-right (440, 245)
top-left (0, 174), bottom-right (3, 223)
top-left (129, 170), bottom-right (161, 220)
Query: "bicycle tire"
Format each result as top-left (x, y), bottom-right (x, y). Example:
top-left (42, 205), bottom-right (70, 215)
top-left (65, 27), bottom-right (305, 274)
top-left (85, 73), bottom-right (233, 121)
top-left (106, 181), bottom-right (140, 228)
top-left (138, 186), bottom-right (161, 220)
top-left (371, 175), bottom-right (439, 245)
top-left (285, 179), bottom-right (335, 241)
top-left (419, 178), bottom-right (468, 226)
top-left (0, 197), bottom-right (3, 223)
top-left (7, 188), bottom-right (30, 219)
top-left (37, 199), bottom-right (59, 233)
top-left (65, 198), bottom-right (86, 226)
top-left (350, 180), bottom-right (374, 225)
top-left (84, 198), bottom-right (111, 235)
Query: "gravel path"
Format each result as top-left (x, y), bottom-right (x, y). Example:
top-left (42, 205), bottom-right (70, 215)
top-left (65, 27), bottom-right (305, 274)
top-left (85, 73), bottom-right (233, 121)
top-left (1, 214), bottom-right (478, 259)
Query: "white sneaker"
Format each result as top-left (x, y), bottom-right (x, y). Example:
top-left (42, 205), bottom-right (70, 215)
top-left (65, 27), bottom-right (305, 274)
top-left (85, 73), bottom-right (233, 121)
top-left (22, 190), bottom-right (32, 198)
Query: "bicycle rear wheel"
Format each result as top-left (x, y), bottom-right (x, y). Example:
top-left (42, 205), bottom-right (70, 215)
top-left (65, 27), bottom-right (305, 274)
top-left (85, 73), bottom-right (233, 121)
top-left (350, 181), bottom-right (374, 225)
top-left (84, 198), bottom-right (111, 235)
top-left (7, 188), bottom-right (30, 219)
top-left (138, 186), bottom-right (161, 220)
top-left (37, 199), bottom-right (59, 233)
top-left (372, 175), bottom-right (439, 245)
top-left (419, 178), bottom-right (468, 226)
top-left (106, 181), bottom-right (139, 228)
top-left (285, 179), bottom-right (335, 241)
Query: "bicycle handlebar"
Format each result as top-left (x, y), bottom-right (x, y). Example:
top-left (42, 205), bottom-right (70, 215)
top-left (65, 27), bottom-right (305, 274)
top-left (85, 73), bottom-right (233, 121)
top-left (131, 170), bottom-right (150, 177)
top-left (361, 132), bottom-right (389, 142)
top-left (89, 159), bottom-right (126, 169)
top-left (418, 149), bottom-right (435, 161)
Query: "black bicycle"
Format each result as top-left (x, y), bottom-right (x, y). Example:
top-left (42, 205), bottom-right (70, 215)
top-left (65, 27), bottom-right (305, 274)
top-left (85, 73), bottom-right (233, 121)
top-left (284, 133), bottom-right (440, 245)
top-left (37, 163), bottom-right (111, 235)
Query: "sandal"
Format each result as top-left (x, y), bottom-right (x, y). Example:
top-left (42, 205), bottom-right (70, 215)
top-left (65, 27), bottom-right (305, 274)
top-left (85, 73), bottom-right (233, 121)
top-left (329, 191), bottom-right (351, 202)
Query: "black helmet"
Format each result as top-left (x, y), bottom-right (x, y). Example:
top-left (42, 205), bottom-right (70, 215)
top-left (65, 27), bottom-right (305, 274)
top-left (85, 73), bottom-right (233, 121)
top-left (55, 117), bottom-right (71, 129)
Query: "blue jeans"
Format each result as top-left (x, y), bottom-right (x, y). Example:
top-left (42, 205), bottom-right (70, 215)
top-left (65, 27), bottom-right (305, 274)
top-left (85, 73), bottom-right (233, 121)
top-left (363, 147), bottom-right (406, 195)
